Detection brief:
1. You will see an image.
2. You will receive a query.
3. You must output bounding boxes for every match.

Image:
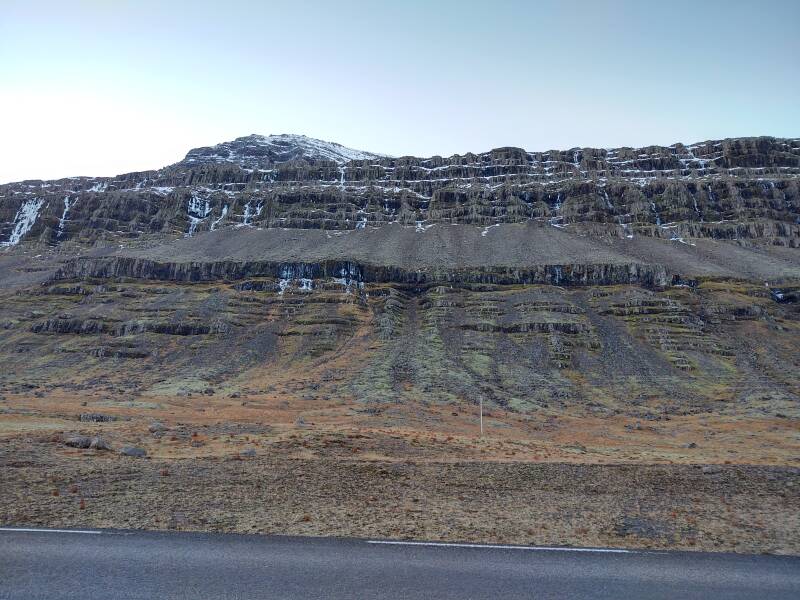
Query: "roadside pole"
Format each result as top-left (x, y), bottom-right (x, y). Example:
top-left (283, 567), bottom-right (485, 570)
top-left (479, 396), bottom-right (483, 436)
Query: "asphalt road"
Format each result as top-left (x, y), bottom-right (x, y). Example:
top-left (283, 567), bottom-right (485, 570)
top-left (1, 528), bottom-right (799, 599)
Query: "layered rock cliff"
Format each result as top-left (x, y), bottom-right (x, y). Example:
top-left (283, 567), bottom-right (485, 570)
top-left (1, 135), bottom-right (799, 250)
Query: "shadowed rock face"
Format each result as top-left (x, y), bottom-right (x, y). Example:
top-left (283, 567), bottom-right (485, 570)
top-left (53, 256), bottom-right (669, 288)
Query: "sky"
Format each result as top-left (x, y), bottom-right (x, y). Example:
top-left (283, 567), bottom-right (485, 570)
top-left (1, 0), bottom-right (798, 183)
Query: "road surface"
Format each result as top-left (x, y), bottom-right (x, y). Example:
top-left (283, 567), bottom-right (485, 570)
top-left (1, 528), bottom-right (798, 599)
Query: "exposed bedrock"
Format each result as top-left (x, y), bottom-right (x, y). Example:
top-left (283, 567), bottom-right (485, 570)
top-left (1, 136), bottom-right (798, 246)
top-left (52, 257), bottom-right (670, 288)
top-left (30, 318), bottom-right (217, 337)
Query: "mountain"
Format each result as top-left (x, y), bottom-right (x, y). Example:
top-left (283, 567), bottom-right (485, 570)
top-left (1, 135), bottom-right (798, 249)
top-left (182, 133), bottom-right (386, 168)
top-left (0, 134), bottom-right (798, 425)
top-left (1, 133), bottom-right (799, 552)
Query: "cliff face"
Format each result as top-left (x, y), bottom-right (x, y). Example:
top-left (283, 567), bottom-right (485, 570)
top-left (52, 256), bottom-right (670, 288)
top-left (0, 134), bottom-right (798, 418)
top-left (1, 135), bottom-right (799, 248)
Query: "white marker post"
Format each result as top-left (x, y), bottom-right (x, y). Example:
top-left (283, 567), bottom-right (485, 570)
top-left (479, 396), bottom-right (483, 437)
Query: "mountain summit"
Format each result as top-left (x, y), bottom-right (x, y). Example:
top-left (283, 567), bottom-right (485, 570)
top-left (182, 134), bottom-right (385, 169)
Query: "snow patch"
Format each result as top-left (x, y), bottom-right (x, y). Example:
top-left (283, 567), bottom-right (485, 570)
top-left (210, 205), bottom-right (229, 231)
top-left (57, 196), bottom-right (73, 238)
top-left (186, 194), bottom-right (212, 237)
top-left (622, 223), bottom-right (634, 239)
top-left (187, 134), bottom-right (386, 167)
top-left (603, 190), bottom-right (613, 210)
top-left (241, 201), bottom-right (263, 227)
top-left (1, 198), bottom-right (44, 247)
top-left (670, 233), bottom-right (696, 246)
top-left (332, 263), bottom-right (364, 294)
top-left (548, 193), bottom-right (567, 228)
top-left (651, 202), bottom-right (662, 227)
top-left (276, 264), bottom-right (316, 295)
top-left (481, 223), bottom-right (501, 237)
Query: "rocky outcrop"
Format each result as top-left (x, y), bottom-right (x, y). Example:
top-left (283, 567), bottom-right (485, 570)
top-left (52, 256), bottom-right (669, 288)
top-left (458, 320), bottom-right (590, 335)
top-left (1, 135), bottom-right (798, 246)
top-left (31, 317), bottom-right (217, 336)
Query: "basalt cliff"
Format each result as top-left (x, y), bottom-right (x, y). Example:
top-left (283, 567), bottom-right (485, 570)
top-left (3, 134), bottom-right (800, 247)
top-left (0, 134), bottom-right (798, 418)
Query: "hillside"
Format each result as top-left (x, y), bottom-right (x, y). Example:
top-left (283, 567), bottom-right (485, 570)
top-left (0, 134), bottom-right (798, 553)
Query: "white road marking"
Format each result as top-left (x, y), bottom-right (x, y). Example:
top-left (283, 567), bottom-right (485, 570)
top-left (367, 540), bottom-right (635, 553)
top-left (0, 527), bottom-right (107, 535)
top-left (0, 529), bottom-right (640, 552)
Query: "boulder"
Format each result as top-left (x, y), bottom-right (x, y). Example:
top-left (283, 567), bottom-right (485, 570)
top-left (64, 435), bottom-right (92, 449)
top-left (79, 413), bottom-right (118, 423)
top-left (89, 436), bottom-right (112, 451)
top-left (119, 446), bottom-right (147, 458)
top-left (148, 422), bottom-right (169, 434)
top-left (60, 433), bottom-right (109, 451)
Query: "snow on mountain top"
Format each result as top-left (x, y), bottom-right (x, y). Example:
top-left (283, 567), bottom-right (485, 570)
top-left (255, 134), bottom-right (386, 163)
top-left (183, 134), bottom-right (387, 167)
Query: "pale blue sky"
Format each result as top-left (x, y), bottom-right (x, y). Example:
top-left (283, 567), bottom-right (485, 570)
top-left (1, 0), bottom-right (798, 182)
